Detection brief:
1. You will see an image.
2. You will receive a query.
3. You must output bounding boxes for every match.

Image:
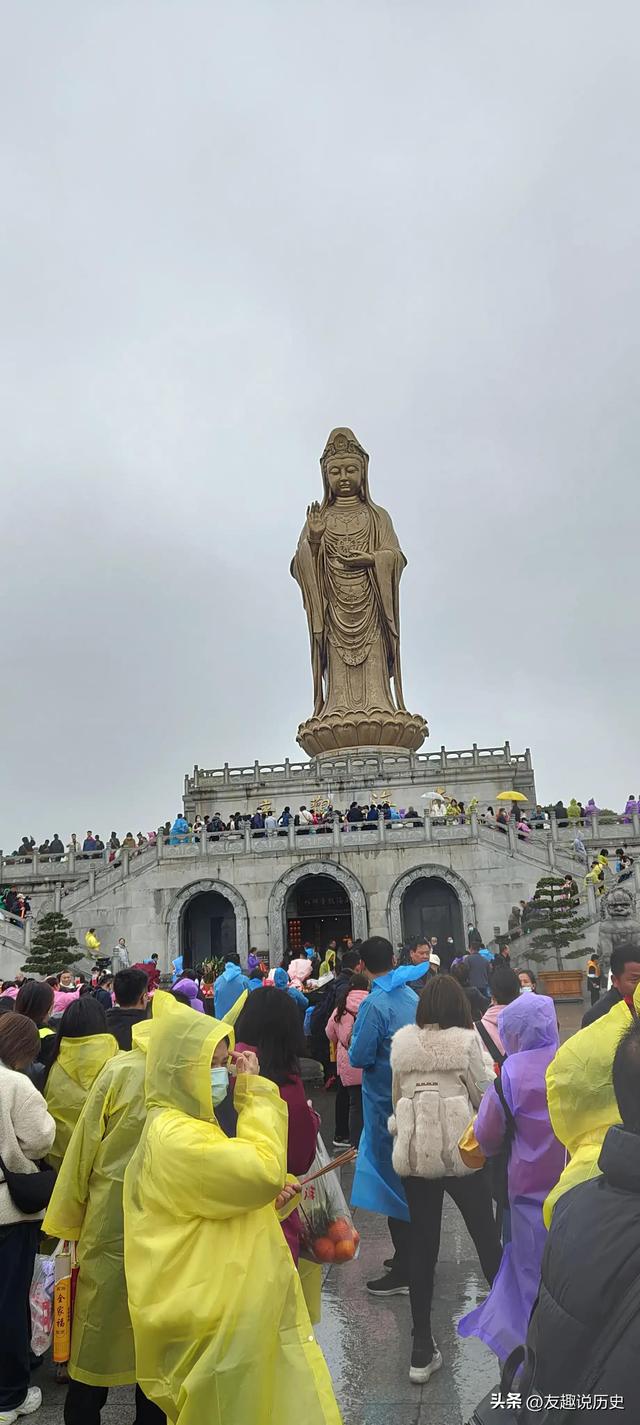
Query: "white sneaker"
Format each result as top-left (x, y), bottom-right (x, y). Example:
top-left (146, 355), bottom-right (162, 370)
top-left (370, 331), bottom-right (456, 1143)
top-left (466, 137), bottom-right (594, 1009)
top-left (409, 1342), bottom-right (443, 1384)
top-left (14, 1396), bottom-right (41, 1419)
top-left (0, 1409), bottom-right (18, 1423)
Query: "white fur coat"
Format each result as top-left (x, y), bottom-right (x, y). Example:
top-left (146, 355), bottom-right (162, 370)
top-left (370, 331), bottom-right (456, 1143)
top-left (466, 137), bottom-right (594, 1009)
top-left (389, 1024), bottom-right (495, 1179)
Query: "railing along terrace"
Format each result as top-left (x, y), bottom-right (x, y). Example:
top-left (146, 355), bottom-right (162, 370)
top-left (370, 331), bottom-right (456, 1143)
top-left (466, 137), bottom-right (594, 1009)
top-left (185, 742), bottom-right (533, 791)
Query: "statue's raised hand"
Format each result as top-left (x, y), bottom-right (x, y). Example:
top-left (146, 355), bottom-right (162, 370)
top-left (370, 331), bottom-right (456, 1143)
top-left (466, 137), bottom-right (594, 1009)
top-left (307, 501), bottom-right (325, 544)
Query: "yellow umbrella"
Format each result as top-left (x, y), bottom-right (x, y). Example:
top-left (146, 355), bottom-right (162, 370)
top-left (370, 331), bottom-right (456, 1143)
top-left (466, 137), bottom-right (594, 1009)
top-left (497, 790), bottom-right (528, 802)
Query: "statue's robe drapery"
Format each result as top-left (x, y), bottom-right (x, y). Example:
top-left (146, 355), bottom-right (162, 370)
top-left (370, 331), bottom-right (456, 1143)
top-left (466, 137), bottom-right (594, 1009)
top-left (291, 498), bottom-right (407, 719)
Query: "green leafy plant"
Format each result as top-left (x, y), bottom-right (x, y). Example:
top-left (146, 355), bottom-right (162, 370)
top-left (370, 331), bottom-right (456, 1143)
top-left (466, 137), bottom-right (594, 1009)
top-left (22, 911), bottom-right (81, 976)
top-left (527, 874), bottom-right (590, 970)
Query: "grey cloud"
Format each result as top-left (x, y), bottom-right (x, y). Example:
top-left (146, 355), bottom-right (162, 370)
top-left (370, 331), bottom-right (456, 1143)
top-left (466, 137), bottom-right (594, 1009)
top-left (2, 0), bottom-right (640, 849)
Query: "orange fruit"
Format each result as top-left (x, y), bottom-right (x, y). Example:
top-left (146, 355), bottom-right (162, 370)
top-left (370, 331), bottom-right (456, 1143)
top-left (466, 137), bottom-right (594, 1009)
top-left (334, 1237), bottom-right (356, 1262)
top-left (327, 1217), bottom-right (352, 1243)
top-left (313, 1236), bottom-right (336, 1263)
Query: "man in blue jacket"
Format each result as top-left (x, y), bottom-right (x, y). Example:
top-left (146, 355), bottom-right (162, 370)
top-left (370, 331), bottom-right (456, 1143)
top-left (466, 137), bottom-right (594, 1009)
top-left (349, 936), bottom-right (426, 1296)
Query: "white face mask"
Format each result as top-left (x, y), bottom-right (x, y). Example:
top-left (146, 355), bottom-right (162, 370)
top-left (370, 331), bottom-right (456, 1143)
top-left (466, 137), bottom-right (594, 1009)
top-left (520, 984), bottom-right (534, 994)
top-left (210, 1067), bottom-right (229, 1106)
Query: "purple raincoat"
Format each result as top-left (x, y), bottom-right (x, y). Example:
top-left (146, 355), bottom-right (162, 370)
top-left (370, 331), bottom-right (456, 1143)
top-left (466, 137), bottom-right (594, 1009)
top-left (458, 994), bottom-right (564, 1361)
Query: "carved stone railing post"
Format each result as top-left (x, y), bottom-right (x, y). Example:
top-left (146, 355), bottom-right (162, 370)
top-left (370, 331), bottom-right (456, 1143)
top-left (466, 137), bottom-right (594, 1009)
top-left (470, 810), bottom-right (479, 840)
top-left (54, 885), bottom-right (62, 913)
top-left (547, 838), bottom-right (556, 868)
top-left (121, 848), bottom-right (130, 878)
top-left (332, 820), bottom-right (342, 850)
top-left (156, 835), bottom-right (164, 863)
top-left (68, 848), bottom-right (76, 873)
top-left (507, 821), bottom-right (517, 855)
top-left (586, 883), bottom-right (597, 918)
top-left (244, 824), bottom-right (252, 855)
top-left (25, 919), bottom-right (32, 951)
top-left (377, 816), bottom-right (386, 845)
top-left (88, 868), bottom-right (96, 896)
top-left (423, 812), bottom-right (432, 843)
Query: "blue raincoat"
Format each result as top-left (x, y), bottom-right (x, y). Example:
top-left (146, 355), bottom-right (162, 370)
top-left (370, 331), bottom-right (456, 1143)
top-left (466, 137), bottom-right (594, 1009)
top-left (273, 967), bottom-right (308, 1009)
top-left (214, 962), bottom-right (254, 1019)
top-left (349, 964), bottom-right (426, 1220)
top-left (169, 816), bottom-right (189, 845)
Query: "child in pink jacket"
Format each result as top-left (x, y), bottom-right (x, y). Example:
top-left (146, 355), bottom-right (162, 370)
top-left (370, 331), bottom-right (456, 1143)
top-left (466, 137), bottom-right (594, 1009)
top-left (326, 975), bottom-right (369, 1147)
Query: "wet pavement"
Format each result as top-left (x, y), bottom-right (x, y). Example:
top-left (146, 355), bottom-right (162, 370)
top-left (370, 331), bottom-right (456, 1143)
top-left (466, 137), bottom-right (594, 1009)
top-left (35, 1089), bottom-right (497, 1424)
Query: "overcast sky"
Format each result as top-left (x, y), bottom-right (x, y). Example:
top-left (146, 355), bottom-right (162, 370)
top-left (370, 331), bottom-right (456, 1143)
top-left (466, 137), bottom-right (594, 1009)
top-left (2, 1), bottom-right (639, 850)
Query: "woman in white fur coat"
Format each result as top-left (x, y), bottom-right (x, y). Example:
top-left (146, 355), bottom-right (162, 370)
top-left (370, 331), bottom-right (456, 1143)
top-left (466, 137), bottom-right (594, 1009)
top-left (389, 975), bottom-right (503, 1385)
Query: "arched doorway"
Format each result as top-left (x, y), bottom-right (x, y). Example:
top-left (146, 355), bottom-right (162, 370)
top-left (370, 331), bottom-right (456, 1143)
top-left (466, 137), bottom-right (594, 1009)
top-left (166, 879), bottom-right (250, 970)
top-left (387, 864), bottom-right (475, 959)
top-left (401, 876), bottom-right (464, 955)
top-left (182, 890), bottom-right (237, 968)
top-left (285, 874), bottom-right (353, 957)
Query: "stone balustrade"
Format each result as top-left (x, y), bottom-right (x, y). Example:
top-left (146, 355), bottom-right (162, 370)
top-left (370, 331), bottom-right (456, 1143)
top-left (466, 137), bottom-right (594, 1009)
top-left (184, 742), bottom-right (533, 793)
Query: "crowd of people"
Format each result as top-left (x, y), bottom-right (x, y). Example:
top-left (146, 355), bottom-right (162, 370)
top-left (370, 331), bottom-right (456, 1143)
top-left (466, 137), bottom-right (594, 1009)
top-left (6, 790), bottom-right (640, 867)
top-left (0, 919), bottom-right (638, 1421)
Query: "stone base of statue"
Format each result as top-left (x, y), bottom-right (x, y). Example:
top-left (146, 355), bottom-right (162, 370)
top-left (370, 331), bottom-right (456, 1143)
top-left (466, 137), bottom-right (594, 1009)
top-left (296, 708), bottom-right (429, 757)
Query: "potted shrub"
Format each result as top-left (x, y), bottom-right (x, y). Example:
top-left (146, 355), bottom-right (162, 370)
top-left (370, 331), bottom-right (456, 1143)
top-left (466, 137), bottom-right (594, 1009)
top-left (522, 874), bottom-right (589, 1000)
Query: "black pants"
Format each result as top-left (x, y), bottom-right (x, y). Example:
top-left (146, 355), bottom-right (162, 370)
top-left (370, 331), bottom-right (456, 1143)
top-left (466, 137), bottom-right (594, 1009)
top-left (348, 1085), bottom-right (363, 1147)
top-left (403, 1173), bottom-right (503, 1340)
top-left (65, 1379), bottom-right (166, 1424)
top-left (334, 1081), bottom-right (350, 1141)
top-left (0, 1220), bottom-right (40, 1411)
top-left (388, 1215), bottom-right (412, 1278)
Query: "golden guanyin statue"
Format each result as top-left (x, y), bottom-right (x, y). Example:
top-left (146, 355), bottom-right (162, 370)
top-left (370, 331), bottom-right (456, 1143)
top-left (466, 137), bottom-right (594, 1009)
top-left (291, 427), bottom-right (428, 756)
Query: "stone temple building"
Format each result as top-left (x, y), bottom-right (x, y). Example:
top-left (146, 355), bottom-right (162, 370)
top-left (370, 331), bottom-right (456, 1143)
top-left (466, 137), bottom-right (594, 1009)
top-left (0, 429), bottom-right (592, 975)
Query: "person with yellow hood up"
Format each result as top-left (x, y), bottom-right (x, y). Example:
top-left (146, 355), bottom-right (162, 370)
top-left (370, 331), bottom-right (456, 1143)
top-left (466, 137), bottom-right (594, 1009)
top-left (543, 980), bottom-right (640, 1227)
top-left (43, 1017), bottom-right (165, 1424)
top-left (123, 992), bottom-right (341, 1425)
top-left (44, 997), bottom-right (119, 1171)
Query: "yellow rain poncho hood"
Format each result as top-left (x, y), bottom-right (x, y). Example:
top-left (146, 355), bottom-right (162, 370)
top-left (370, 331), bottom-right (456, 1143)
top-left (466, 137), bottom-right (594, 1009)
top-left (543, 987), bottom-right (638, 1226)
top-left (43, 1021), bottom-right (151, 1385)
top-left (123, 993), bottom-right (340, 1425)
top-left (45, 1032), bottom-right (119, 1171)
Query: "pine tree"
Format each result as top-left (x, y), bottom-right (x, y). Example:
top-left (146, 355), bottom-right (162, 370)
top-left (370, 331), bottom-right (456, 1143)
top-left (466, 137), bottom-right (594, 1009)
top-left (22, 911), bottom-right (81, 976)
top-left (527, 874), bottom-right (590, 970)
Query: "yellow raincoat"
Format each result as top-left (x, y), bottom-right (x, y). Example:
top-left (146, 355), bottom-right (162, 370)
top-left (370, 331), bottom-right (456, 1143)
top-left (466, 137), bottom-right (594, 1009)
top-left (123, 994), bottom-right (340, 1425)
top-left (45, 1033), bottom-right (119, 1171)
top-left (543, 988), bottom-right (637, 1226)
top-left (43, 1022), bottom-right (150, 1385)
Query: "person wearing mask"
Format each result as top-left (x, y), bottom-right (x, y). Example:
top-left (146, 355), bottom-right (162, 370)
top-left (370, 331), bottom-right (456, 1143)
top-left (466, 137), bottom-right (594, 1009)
top-left (458, 994), bottom-right (564, 1363)
top-left (43, 1017), bottom-right (164, 1425)
top-left (389, 976), bottom-right (501, 1383)
top-left (123, 995), bottom-right (340, 1425)
top-left (478, 963), bottom-right (521, 1060)
top-left (105, 969), bottom-right (150, 1051)
top-left (44, 998), bottom-right (118, 1171)
top-left (234, 988), bottom-right (320, 1265)
top-left (544, 980), bottom-right (640, 1226)
top-left (348, 937), bottom-right (427, 1296)
top-left (325, 974), bottom-right (369, 1147)
top-left (517, 1022), bottom-right (640, 1418)
top-left (517, 968), bottom-right (537, 994)
top-left (0, 1014), bottom-right (56, 1423)
top-left (581, 942), bottom-right (640, 1027)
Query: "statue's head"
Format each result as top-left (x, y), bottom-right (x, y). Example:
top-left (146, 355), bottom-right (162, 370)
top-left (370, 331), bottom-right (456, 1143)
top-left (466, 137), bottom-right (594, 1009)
top-left (321, 428), bottom-right (369, 504)
top-left (607, 887), bottom-right (635, 918)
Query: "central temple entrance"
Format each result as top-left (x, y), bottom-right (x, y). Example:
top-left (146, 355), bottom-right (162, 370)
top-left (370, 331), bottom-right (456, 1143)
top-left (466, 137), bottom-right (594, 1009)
top-left (285, 873), bottom-right (353, 956)
top-left (401, 875), bottom-right (464, 958)
top-left (182, 890), bottom-right (237, 968)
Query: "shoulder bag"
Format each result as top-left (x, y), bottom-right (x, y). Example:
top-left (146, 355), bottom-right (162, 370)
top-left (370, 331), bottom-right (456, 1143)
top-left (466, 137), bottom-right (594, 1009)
top-left (0, 1152), bottom-right (57, 1215)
